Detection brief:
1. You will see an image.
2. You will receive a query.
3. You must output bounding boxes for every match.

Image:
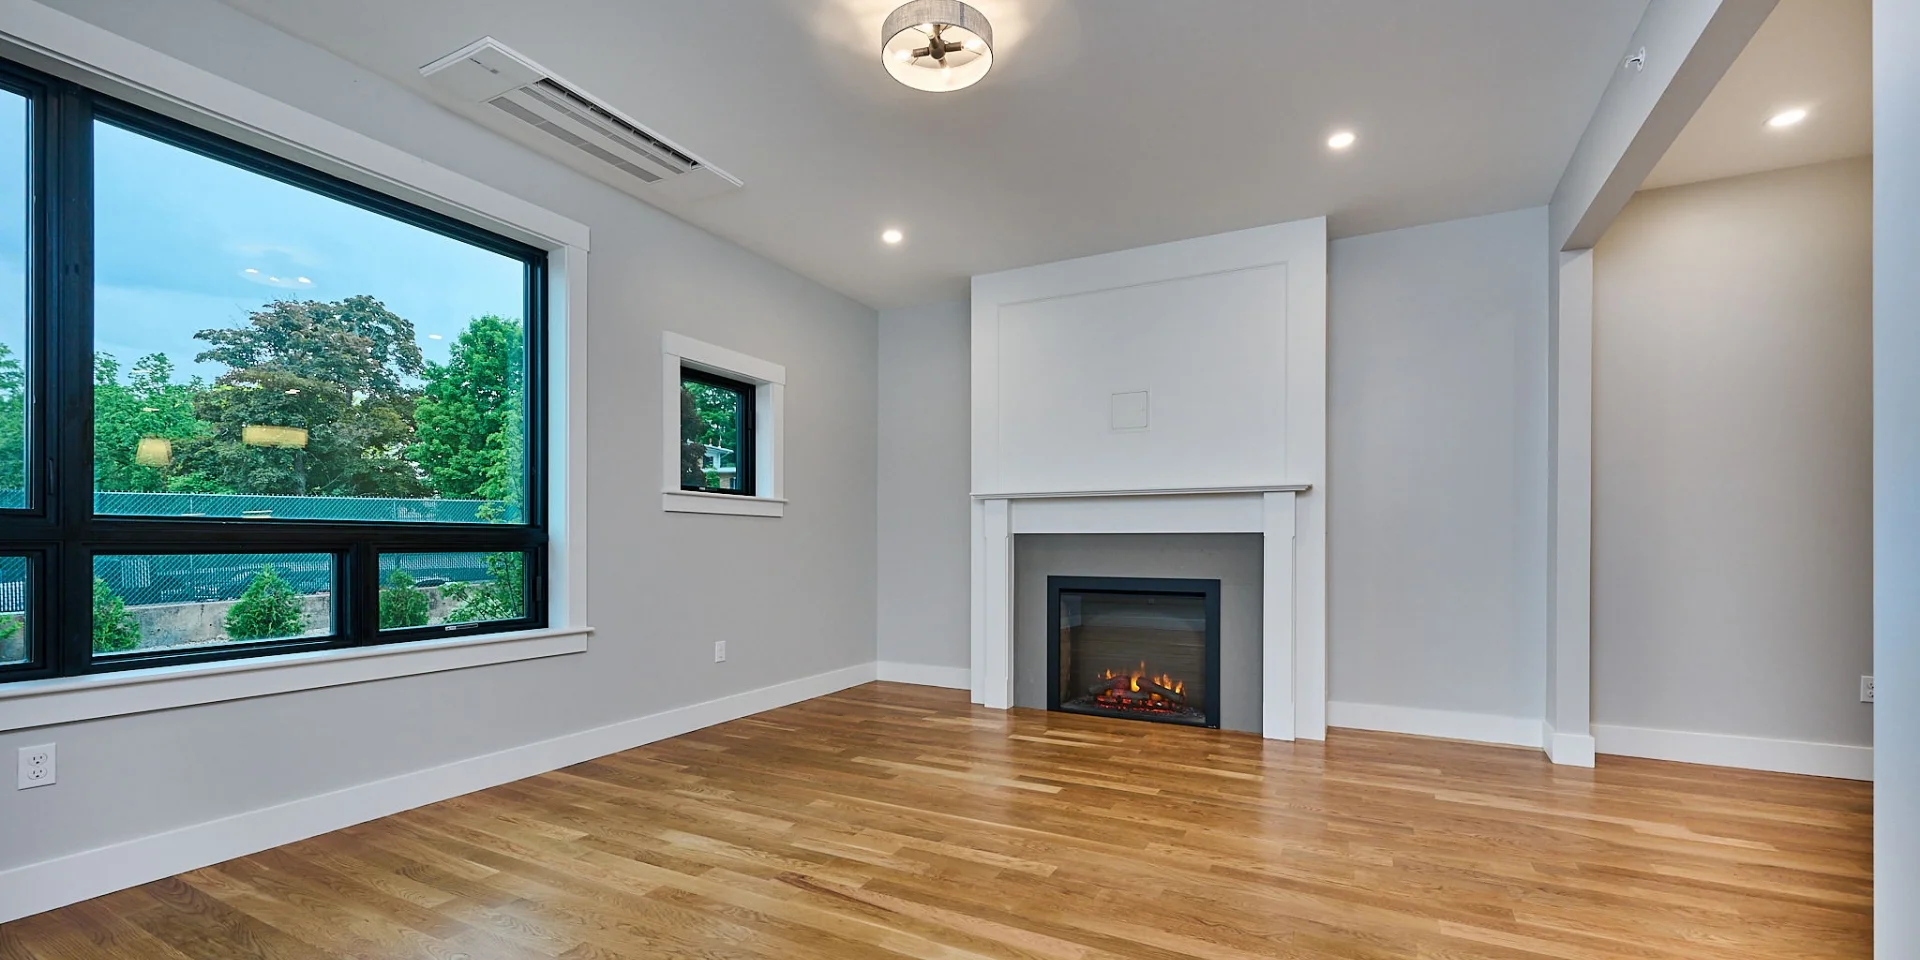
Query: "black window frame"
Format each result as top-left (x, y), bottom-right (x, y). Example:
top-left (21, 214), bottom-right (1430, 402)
top-left (679, 366), bottom-right (757, 497)
top-left (0, 55), bottom-right (550, 684)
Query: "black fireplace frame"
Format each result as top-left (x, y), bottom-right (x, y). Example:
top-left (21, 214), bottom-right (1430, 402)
top-left (1046, 575), bottom-right (1223, 729)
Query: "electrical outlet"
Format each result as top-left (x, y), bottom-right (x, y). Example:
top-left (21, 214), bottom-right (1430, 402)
top-left (713, 640), bottom-right (727, 663)
top-left (1862, 675), bottom-right (1875, 703)
top-left (17, 743), bottom-right (54, 789)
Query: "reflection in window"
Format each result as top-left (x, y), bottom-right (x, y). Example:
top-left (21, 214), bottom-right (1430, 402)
top-left (378, 551), bottom-right (526, 629)
top-left (1, 91), bottom-right (26, 510)
top-left (91, 120), bottom-right (528, 523)
top-left (680, 369), bottom-right (754, 495)
top-left (91, 553), bottom-right (333, 656)
top-left (0, 556), bottom-right (26, 666)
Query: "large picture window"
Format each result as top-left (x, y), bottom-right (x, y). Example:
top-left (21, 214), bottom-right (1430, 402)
top-left (0, 57), bottom-right (547, 683)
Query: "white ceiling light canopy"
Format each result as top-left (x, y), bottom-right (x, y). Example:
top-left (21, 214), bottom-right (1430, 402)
top-left (882, 1), bottom-right (994, 92)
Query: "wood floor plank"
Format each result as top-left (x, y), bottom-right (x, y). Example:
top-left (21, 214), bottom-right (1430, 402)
top-left (1, 682), bottom-right (1873, 959)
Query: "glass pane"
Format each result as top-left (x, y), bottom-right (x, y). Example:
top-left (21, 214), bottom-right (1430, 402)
top-left (1, 91), bottom-right (26, 509)
top-left (91, 119), bottom-right (528, 523)
top-left (681, 377), bottom-right (745, 492)
top-left (92, 552), bottom-right (333, 656)
top-left (0, 556), bottom-right (27, 667)
top-left (378, 551), bottom-right (526, 629)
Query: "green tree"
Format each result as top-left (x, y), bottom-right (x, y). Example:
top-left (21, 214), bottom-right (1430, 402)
top-left (443, 552), bottom-right (525, 624)
top-left (378, 568), bottom-right (432, 629)
top-left (0, 343), bottom-right (25, 506)
top-left (411, 316), bottom-right (524, 514)
top-left (93, 353), bottom-right (215, 494)
top-left (224, 565), bottom-right (308, 641)
top-left (681, 381), bottom-right (743, 489)
top-left (177, 296), bottom-right (427, 498)
top-left (92, 577), bottom-right (142, 653)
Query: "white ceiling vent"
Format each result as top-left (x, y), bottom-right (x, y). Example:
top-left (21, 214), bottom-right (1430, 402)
top-left (420, 37), bottom-right (740, 204)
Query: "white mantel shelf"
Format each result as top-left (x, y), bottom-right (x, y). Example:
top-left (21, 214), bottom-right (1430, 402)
top-left (973, 484), bottom-right (1312, 500)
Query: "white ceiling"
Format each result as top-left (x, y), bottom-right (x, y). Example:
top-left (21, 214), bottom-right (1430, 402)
top-left (1643, 0), bottom-right (1871, 191)
top-left (217, 0), bottom-right (1651, 309)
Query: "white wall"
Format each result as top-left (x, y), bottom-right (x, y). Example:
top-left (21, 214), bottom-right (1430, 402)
top-left (0, 0), bottom-right (876, 880)
top-left (877, 301), bottom-right (971, 672)
top-left (1326, 207), bottom-right (1551, 725)
top-left (1874, 0), bottom-right (1920, 952)
top-left (1591, 159), bottom-right (1873, 758)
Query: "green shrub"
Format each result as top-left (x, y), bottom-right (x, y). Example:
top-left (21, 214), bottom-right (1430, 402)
top-left (444, 552), bottom-right (525, 625)
top-left (379, 568), bottom-right (432, 629)
top-left (225, 565), bottom-right (308, 641)
top-left (92, 578), bottom-right (142, 653)
top-left (0, 614), bottom-right (23, 662)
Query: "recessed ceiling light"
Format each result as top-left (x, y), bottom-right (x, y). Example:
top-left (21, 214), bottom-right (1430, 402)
top-left (1767, 108), bottom-right (1808, 128)
top-left (1327, 130), bottom-right (1357, 150)
top-left (881, 228), bottom-right (904, 245)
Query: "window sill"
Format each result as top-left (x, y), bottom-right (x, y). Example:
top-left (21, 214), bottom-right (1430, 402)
top-left (0, 625), bottom-right (592, 733)
top-left (662, 489), bottom-right (786, 517)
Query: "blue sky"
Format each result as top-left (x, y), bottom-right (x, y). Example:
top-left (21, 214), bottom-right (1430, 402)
top-left (1, 96), bottom-right (525, 384)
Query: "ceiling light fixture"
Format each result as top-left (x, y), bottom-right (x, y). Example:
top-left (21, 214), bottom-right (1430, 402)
top-left (1767, 108), bottom-right (1808, 128)
top-left (882, 1), bottom-right (994, 92)
top-left (1327, 130), bottom-right (1357, 150)
top-left (882, 228), bottom-right (905, 245)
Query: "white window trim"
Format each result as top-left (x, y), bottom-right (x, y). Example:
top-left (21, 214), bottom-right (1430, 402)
top-left (0, 627), bottom-right (592, 732)
top-left (0, 0), bottom-right (593, 732)
top-left (662, 332), bottom-right (786, 518)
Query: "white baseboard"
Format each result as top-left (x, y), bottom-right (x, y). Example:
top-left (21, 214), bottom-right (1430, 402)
top-left (0, 661), bottom-right (879, 924)
top-left (1544, 723), bottom-right (1597, 768)
top-left (1327, 700), bottom-right (1544, 749)
top-left (1592, 723), bottom-right (1873, 781)
top-left (875, 661), bottom-right (971, 689)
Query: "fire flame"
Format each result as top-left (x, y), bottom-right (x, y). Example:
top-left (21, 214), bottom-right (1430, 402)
top-left (1096, 662), bottom-right (1186, 697)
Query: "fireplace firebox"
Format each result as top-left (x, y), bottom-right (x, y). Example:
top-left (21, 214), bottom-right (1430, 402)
top-left (1047, 576), bottom-right (1221, 728)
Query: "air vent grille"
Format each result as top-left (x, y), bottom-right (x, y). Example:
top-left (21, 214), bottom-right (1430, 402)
top-left (420, 37), bottom-right (741, 203)
top-left (528, 79), bottom-right (698, 170)
top-left (488, 95), bottom-right (664, 182)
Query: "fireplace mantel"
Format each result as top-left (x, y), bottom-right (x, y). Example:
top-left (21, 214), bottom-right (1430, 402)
top-left (971, 488), bottom-right (1317, 740)
top-left (969, 217), bottom-right (1328, 743)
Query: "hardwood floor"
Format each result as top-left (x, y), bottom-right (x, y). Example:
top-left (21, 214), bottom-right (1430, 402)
top-left (1, 682), bottom-right (1872, 959)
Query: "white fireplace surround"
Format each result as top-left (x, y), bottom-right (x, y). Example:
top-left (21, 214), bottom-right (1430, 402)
top-left (972, 486), bottom-right (1314, 738)
top-left (969, 218), bottom-right (1328, 740)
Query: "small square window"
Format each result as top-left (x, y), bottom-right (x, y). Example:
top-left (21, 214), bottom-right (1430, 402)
top-left (680, 368), bottom-right (756, 496)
